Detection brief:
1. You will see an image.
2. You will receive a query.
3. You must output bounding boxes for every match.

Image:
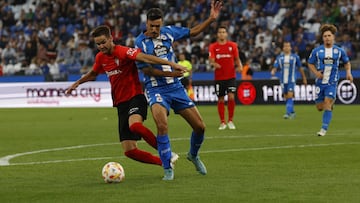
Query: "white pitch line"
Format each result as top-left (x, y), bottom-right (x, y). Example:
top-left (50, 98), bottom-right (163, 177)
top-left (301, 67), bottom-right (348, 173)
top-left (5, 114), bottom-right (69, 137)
top-left (1, 141), bottom-right (360, 167)
top-left (0, 143), bottom-right (116, 166)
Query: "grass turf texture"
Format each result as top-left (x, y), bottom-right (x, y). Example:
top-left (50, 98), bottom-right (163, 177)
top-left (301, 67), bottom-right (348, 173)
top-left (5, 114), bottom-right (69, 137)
top-left (0, 105), bottom-right (360, 202)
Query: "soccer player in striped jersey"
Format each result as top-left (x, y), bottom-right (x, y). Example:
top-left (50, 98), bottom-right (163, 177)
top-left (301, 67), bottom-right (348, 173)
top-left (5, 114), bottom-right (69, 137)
top-left (271, 41), bottom-right (307, 119)
top-left (135, 0), bottom-right (223, 180)
top-left (307, 24), bottom-right (353, 136)
top-left (209, 26), bottom-right (243, 130)
top-left (65, 25), bottom-right (186, 169)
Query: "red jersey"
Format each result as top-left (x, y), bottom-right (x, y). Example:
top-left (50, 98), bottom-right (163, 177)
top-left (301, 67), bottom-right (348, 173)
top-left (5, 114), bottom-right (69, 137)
top-left (93, 45), bottom-right (142, 106)
top-left (209, 41), bottom-right (239, 80)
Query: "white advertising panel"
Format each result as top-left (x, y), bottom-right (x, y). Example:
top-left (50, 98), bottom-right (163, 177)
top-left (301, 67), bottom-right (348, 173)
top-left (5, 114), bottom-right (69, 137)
top-left (0, 82), bottom-right (112, 108)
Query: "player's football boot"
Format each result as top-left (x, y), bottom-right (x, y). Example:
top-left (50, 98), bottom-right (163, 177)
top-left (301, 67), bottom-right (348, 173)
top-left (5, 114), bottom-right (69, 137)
top-left (187, 152), bottom-right (207, 175)
top-left (283, 112), bottom-right (296, 119)
top-left (170, 152), bottom-right (179, 169)
top-left (227, 121), bottom-right (236, 130)
top-left (162, 168), bottom-right (174, 181)
top-left (218, 122), bottom-right (227, 130)
top-left (289, 112), bottom-right (296, 119)
top-left (317, 128), bottom-right (327, 136)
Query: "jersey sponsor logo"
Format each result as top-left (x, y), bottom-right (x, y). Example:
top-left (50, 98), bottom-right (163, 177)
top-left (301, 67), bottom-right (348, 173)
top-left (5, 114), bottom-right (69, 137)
top-left (216, 54), bottom-right (232, 59)
top-left (105, 69), bottom-right (122, 77)
top-left (337, 80), bottom-right (357, 104)
top-left (153, 45), bottom-right (169, 57)
top-left (323, 57), bottom-right (334, 64)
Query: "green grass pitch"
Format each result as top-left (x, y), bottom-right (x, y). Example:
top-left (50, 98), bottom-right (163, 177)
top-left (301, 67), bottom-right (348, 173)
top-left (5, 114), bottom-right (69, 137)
top-left (0, 105), bottom-right (360, 202)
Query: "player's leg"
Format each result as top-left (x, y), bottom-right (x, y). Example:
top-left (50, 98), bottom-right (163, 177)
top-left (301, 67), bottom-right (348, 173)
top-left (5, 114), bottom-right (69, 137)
top-left (174, 90), bottom-right (207, 175)
top-left (286, 83), bottom-right (295, 117)
top-left (121, 140), bottom-right (162, 166)
top-left (282, 84), bottom-right (293, 119)
top-left (128, 94), bottom-right (157, 149)
top-left (148, 92), bottom-right (174, 180)
top-left (315, 86), bottom-right (325, 112)
top-left (215, 80), bottom-right (226, 129)
top-left (178, 107), bottom-right (207, 175)
top-left (318, 85), bottom-right (336, 136)
top-left (285, 92), bottom-right (295, 119)
top-left (116, 104), bottom-right (162, 165)
top-left (226, 79), bottom-right (237, 129)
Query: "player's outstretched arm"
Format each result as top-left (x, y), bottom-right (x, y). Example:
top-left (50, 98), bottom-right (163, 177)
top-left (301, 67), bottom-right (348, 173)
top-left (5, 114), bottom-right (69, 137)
top-left (136, 52), bottom-right (188, 73)
top-left (141, 66), bottom-right (185, 78)
top-left (189, 0), bottom-right (222, 37)
top-left (65, 70), bottom-right (98, 95)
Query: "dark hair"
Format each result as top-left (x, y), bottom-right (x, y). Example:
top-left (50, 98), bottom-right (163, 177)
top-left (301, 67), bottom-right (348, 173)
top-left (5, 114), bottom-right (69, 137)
top-left (91, 25), bottom-right (111, 38)
top-left (216, 25), bottom-right (227, 32)
top-left (282, 41), bottom-right (291, 47)
top-left (147, 8), bottom-right (163, 20)
top-left (320, 24), bottom-right (337, 36)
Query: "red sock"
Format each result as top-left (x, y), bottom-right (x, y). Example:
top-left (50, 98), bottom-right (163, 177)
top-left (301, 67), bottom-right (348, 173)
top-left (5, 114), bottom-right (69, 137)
top-left (228, 99), bottom-right (235, 122)
top-left (129, 122), bottom-right (157, 149)
top-left (217, 101), bottom-right (225, 123)
top-left (125, 148), bottom-right (162, 166)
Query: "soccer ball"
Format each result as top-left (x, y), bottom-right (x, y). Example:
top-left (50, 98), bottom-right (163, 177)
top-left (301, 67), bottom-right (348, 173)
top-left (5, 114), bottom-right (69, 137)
top-left (102, 162), bottom-right (125, 183)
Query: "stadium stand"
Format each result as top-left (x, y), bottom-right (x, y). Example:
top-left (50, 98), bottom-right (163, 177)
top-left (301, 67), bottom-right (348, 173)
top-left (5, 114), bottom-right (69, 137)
top-left (0, 0), bottom-right (359, 80)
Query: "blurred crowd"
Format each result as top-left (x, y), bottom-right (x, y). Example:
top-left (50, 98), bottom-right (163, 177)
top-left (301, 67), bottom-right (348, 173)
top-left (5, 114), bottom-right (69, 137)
top-left (0, 0), bottom-right (360, 80)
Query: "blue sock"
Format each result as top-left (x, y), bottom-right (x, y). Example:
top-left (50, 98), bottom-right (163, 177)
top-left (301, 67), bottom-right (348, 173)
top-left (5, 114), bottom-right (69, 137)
top-left (157, 135), bottom-right (171, 169)
top-left (190, 131), bottom-right (204, 157)
top-left (286, 98), bottom-right (294, 114)
top-left (322, 110), bottom-right (332, 130)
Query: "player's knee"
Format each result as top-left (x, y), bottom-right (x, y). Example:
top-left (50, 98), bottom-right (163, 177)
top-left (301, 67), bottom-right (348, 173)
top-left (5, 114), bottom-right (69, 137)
top-left (316, 103), bottom-right (323, 111)
top-left (324, 105), bottom-right (333, 111)
top-left (193, 121), bottom-right (206, 135)
top-left (129, 122), bottom-right (142, 133)
top-left (155, 122), bottom-right (168, 134)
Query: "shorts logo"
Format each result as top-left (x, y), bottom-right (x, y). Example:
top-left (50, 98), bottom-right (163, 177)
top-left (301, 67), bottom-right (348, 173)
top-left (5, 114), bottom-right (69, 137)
top-left (129, 107), bottom-right (139, 115)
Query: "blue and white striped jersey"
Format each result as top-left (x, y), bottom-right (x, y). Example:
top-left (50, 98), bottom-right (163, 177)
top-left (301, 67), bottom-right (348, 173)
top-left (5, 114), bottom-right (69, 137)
top-left (273, 53), bottom-right (302, 84)
top-left (135, 26), bottom-right (190, 91)
top-left (308, 44), bottom-right (350, 85)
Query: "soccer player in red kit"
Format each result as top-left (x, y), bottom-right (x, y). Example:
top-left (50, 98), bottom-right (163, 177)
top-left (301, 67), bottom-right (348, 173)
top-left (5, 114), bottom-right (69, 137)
top-left (209, 26), bottom-right (243, 130)
top-left (65, 25), bottom-right (185, 168)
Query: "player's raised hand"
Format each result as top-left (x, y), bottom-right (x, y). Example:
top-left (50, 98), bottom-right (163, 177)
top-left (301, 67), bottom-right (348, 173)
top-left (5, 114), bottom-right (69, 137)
top-left (210, 0), bottom-right (223, 20)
